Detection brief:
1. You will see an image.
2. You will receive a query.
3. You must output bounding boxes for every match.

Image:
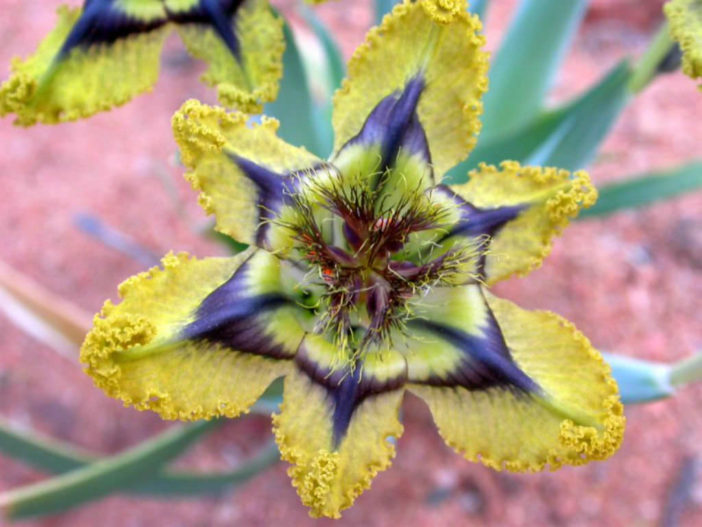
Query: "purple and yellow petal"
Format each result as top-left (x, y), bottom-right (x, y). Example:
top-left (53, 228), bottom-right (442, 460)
top-left (405, 285), bottom-right (539, 393)
top-left (331, 0), bottom-right (488, 178)
top-left (273, 334), bottom-right (406, 518)
top-left (449, 161), bottom-right (597, 284)
top-left (172, 0), bottom-right (284, 112)
top-left (80, 250), bottom-right (305, 420)
top-left (0, 0), bottom-right (284, 125)
top-left (406, 287), bottom-right (624, 471)
top-left (172, 100), bottom-right (327, 250)
top-left (0, 3), bottom-right (169, 126)
top-left (664, 0), bottom-right (702, 88)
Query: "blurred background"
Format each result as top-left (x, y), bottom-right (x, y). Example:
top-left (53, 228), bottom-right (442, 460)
top-left (0, 0), bottom-right (700, 525)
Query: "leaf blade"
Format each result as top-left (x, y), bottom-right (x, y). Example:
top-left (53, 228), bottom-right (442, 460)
top-left (373, 0), bottom-right (397, 25)
top-left (300, 6), bottom-right (346, 94)
top-left (264, 20), bottom-right (323, 155)
top-left (0, 421), bottom-right (219, 519)
top-left (445, 61), bottom-right (632, 183)
top-left (602, 353), bottom-right (674, 404)
top-left (480, 0), bottom-right (589, 141)
top-left (579, 162), bottom-right (702, 219)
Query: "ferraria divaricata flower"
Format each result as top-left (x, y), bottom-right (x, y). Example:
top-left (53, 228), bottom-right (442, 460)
top-left (665, 0), bottom-right (702, 89)
top-left (81, 0), bottom-right (625, 518)
top-left (0, 0), bottom-right (283, 125)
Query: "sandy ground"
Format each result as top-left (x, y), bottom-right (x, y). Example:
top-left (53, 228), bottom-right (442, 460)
top-left (0, 0), bottom-right (700, 525)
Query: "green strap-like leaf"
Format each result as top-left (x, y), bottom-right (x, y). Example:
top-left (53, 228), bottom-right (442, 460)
top-left (445, 61), bottom-right (632, 183)
top-left (0, 420), bottom-right (278, 500)
top-left (265, 20), bottom-right (324, 156)
top-left (374, 0), bottom-right (398, 25)
top-left (525, 63), bottom-right (631, 170)
top-left (628, 21), bottom-right (676, 94)
top-left (0, 421), bottom-right (219, 519)
top-left (469, 0), bottom-right (490, 19)
top-left (602, 353), bottom-right (674, 404)
top-left (603, 352), bottom-right (702, 405)
top-left (578, 162), bottom-right (702, 219)
top-left (479, 0), bottom-right (589, 142)
top-left (0, 394), bottom-right (281, 506)
top-left (0, 421), bottom-right (93, 474)
top-left (134, 443), bottom-right (279, 496)
top-left (299, 7), bottom-right (343, 157)
top-left (301, 6), bottom-right (346, 95)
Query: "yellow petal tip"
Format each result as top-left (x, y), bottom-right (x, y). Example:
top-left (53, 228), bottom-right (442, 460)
top-left (664, 0), bottom-right (702, 87)
top-left (421, 0), bottom-right (468, 24)
top-left (558, 395), bottom-right (626, 464)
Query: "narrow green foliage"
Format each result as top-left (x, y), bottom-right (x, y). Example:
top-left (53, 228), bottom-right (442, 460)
top-left (0, 405), bottom-right (279, 499)
top-left (301, 6), bottom-right (346, 94)
top-left (0, 421), bottom-right (92, 474)
top-left (479, 0), bottom-right (589, 142)
top-left (524, 62), bottom-right (631, 169)
top-left (469, 0), bottom-right (489, 19)
top-left (603, 353), bottom-right (674, 404)
top-left (374, 0), bottom-right (398, 25)
top-left (130, 443), bottom-right (280, 496)
top-left (604, 353), bottom-right (702, 405)
top-left (670, 354), bottom-right (702, 388)
top-left (628, 21), bottom-right (676, 94)
top-left (0, 421), bottom-right (219, 519)
top-left (265, 21), bottom-right (324, 156)
top-left (299, 7), bottom-right (343, 156)
top-left (445, 61), bottom-right (632, 183)
top-left (579, 162), bottom-right (702, 219)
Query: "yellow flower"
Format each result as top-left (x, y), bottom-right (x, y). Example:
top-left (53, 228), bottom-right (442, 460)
top-left (81, 0), bottom-right (625, 518)
top-left (665, 0), bottom-right (702, 89)
top-left (0, 0), bottom-right (283, 125)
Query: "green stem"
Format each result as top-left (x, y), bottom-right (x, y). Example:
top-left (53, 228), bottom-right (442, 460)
top-left (0, 421), bottom-right (94, 473)
top-left (669, 354), bottom-right (702, 388)
top-left (628, 21), bottom-right (674, 94)
top-left (0, 417), bottom-right (279, 498)
top-left (134, 442), bottom-right (279, 496)
top-left (0, 421), bottom-right (218, 520)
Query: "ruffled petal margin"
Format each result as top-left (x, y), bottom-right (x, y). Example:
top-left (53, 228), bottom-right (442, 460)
top-left (174, 0), bottom-right (284, 113)
top-left (332, 0), bottom-right (488, 177)
top-left (273, 334), bottom-right (406, 518)
top-left (0, 5), bottom-right (168, 126)
top-left (173, 99), bottom-right (326, 250)
top-left (664, 0), bottom-right (702, 88)
top-left (449, 161), bottom-right (597, 284)
top-left (408, 290), bottom-right (624, 471)
top-left (80, 250), bottom-right (303, 420)
top-left (0, 0), bottom-right (284, 125)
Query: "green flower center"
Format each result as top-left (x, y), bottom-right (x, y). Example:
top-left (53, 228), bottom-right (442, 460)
top-left (281, 169), bottom-right (479, 350)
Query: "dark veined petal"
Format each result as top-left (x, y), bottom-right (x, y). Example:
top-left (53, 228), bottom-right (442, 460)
top-left (0, 0), bottom-right (284, 125)
top-left (80, 250), bottom-right (307, 420)
top-left (406, 285), bottom-right (539, 394)
top-left (173, 99), bottom-right (328, 251)
top-left (273, 334), bottom-right (406, 518)
top-left (664, 0), bottom-right (702, 88)
top-left (404, 285), bottom-right (624, 471)
top-left (0, 2), bottom-right (169, 125)
top-left (331, 76), bottom-right (436, 202)
top-left (447, 161), bottom-right (597, 284)
top-left (170, 0), bottom-right (284, 113)
top-left (332, 0), bottom-right (488, 178)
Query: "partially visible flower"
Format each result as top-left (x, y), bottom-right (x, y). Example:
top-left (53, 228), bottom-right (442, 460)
top-left (665, 0), bottom-right (702, 88)
top-left (81, 0), bottom-right (624, 518)
top-left (0, 0), bottom-right (283, 125)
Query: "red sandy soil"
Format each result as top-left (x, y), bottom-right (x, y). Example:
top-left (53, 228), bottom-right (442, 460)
top-left (0, 0), bottom-right (700, 526)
